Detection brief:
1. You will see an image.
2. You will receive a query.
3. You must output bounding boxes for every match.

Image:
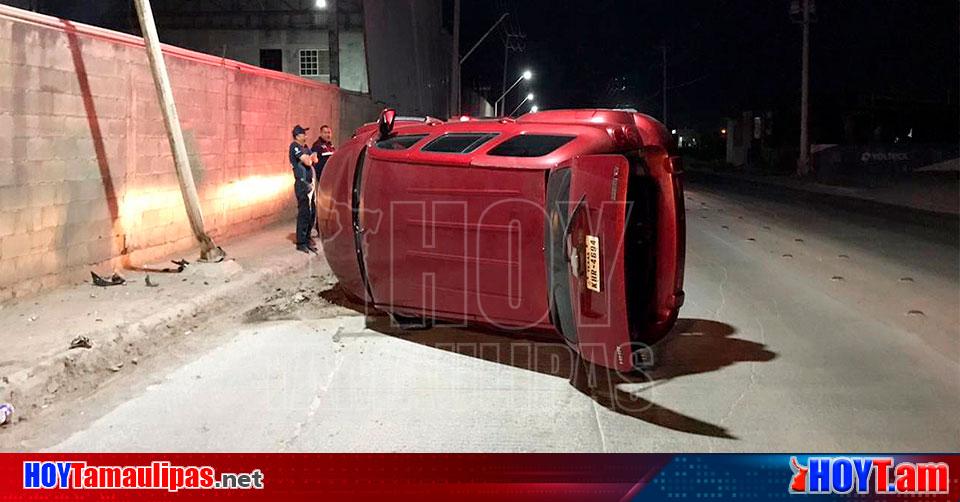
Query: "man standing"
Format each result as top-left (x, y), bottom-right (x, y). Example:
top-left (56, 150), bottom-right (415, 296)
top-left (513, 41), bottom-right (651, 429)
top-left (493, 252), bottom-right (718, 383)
top-left (289, 125), bottom-right (318, 253)
top-left (310, 125), bottom-right (336, 177)
top-left (310, 125), bottom-right (336, 237)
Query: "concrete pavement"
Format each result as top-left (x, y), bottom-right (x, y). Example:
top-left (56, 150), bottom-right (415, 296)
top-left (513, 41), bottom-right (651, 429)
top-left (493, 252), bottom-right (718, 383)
top-left (27, 182), bottom-right (959, 452)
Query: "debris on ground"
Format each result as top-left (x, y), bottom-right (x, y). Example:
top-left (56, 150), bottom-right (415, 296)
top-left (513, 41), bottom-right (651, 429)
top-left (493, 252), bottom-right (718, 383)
top-left (141, 259), bottom-right (189, 274)
top-left (27, 315), bottom-right (37, 322)
top-left (241, 277), bottom-right (350, 324)
top-left (0, 403), bottom-right (14, 426)
top-left (198, 246), bottom-right (226, 263)
top-left (69, 335), bottom-right (93, 350)
top-left (108, 362), bottom-right (124, 372)
top-left (91, 271), bottom-right (126, 287)
top-left (145, 275), bottom-right (159, 288)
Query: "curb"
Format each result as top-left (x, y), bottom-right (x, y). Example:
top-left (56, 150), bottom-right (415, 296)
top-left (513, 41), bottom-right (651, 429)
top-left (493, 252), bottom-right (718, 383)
top-left (0, 255), bottom-right (306, 428)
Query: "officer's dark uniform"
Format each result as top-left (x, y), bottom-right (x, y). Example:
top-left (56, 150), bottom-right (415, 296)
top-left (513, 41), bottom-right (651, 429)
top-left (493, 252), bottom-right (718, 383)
top-left (289, 131), bottom-right (315, 250)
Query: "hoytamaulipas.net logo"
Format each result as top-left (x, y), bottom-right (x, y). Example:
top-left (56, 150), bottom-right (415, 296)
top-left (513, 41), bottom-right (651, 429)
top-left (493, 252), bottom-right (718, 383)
top-left (23, 461), bottom-right (264, 492)
top-left (789, 456), bottom-right (949, 495)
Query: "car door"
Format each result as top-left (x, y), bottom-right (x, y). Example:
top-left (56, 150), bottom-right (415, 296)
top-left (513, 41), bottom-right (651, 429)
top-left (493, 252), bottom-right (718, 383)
top-left (547, 154), bottom-right (637, 372)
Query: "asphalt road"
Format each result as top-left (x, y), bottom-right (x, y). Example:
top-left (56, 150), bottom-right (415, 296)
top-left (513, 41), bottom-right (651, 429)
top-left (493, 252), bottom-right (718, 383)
top-left (38, 181), bottom-right (960, 452)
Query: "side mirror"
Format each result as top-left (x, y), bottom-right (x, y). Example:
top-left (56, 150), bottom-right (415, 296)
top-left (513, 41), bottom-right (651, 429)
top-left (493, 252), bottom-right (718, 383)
top-left (378, 108), bottom-right (396, 140)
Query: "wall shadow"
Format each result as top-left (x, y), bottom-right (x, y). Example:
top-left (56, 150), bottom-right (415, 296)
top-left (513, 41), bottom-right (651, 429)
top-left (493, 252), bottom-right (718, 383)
top-left (62, 20), bottom-right (124, 264)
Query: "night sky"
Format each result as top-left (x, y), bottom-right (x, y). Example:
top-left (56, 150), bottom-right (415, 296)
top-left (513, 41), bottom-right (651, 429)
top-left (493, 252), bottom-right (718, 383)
top-left (26, 0), bottom-right (960, 134)
top-left (459, 0), bottom-right (959, 130)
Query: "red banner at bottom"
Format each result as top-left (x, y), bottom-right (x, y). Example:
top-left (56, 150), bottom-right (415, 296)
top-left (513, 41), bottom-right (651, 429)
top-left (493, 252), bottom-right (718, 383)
top-left (1, 454), bottom-right (958, 501)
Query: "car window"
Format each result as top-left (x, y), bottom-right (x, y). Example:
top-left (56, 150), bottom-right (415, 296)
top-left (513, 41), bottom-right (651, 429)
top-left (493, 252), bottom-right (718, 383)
top-left (487, 134), bottom-right (576, 157)
top-left (375, 134), bottom-right (428, 150)
top-left (421, 133), bottom-right (498, 154)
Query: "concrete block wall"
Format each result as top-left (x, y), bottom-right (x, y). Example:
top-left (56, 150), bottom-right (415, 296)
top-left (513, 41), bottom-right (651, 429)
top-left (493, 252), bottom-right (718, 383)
top-left (0, 5), bottom-right (348, 301)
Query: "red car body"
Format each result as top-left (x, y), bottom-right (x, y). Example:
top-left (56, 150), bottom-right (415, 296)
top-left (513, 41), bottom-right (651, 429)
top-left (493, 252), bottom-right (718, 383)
top-left (317, 109), bottom-right (685, 372)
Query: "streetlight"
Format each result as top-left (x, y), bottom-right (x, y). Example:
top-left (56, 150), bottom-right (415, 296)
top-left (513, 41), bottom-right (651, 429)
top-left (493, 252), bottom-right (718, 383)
top-left (508, 92), bottom-right (535, 116)
top-left (494, 69), bottom-right (532, 116)
top-left (315, 0), bottom-right (327, 8)
top-left (530, 105), bottom-right (539, 113)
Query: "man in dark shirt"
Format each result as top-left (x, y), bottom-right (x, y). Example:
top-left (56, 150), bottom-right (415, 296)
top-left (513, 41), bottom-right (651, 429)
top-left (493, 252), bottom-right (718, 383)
top-left (289, 125), bottom-right (318, 253)
top-left (310, 125), bottom-right (336, 174)
top-left (309, 125), bottom-right (336, 237)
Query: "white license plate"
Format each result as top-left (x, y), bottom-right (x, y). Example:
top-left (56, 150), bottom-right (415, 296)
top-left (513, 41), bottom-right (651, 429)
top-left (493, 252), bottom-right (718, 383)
top-left (585, 235), bottom-right (601, 292)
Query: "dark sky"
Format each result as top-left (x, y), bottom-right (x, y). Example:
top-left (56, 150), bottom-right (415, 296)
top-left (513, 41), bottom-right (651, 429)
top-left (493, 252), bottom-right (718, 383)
top-left (459, 0), bottom-right (959, 129)
top-left (30, 0), bottom-right (960, 132)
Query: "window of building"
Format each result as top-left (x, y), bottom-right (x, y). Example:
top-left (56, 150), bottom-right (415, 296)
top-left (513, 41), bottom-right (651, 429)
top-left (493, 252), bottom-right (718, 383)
top-left (298, 49), bottom-right (330, 77)
top-left (487, 134), bottom-right (576, 157)
top-left (421, 133), bottom-right (498, 154)
top-left (374, 134), bottom-right (429, 150)
top-left (259, 49), bottom-right (282, 72)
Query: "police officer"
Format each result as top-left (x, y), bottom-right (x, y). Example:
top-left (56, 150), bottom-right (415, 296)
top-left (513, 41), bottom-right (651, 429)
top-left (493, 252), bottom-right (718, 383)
top-left (289, 125), bottom-right (318, 253)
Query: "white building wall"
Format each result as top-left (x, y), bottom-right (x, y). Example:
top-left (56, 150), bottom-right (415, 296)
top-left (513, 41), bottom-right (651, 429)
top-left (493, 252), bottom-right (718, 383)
top-left (161, 28), bottom-right (368, 93)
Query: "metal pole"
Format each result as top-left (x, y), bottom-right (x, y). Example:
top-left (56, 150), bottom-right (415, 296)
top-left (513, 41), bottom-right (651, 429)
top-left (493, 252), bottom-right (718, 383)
top-left (460, 13), bottom-right (509, 65)
top-left (329, 0), bottom-right (340, 86)
top-left (797, 0), bottom-right (811, 176)
top-left (508, 95), bottom-right (531, 116)
top-left (133, 0), bottom-right (223, 261)
top-left (500, 41), bottom-right (509, 116)
top-left (661, 45), bottom-right (667, 125)
top-left (494, 74), bottom-right (524, 113)
top-left (450, 0), bottom-right (460, 116)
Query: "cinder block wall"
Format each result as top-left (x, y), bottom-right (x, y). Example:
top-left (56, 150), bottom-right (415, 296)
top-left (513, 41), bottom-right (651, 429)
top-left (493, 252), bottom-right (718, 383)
top-left (0, 5), bottom-right (344, 300)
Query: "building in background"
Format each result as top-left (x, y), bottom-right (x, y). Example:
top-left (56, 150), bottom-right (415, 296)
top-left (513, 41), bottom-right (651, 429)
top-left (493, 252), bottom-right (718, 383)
top-left (1, 0), bottom-right (452, 117)
top-left (150, 0), bottom-right (369, 93)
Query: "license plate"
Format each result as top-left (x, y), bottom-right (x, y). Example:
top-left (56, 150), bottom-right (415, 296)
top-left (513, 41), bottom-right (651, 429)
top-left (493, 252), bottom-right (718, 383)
top-left (585, 235), bottom-right (601, 292)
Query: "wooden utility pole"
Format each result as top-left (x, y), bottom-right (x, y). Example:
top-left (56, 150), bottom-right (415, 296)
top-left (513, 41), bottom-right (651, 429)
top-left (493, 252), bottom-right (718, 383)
top-left (449, 0), bottom-right (461, 116)
top-left (133, 0), bottom-right (223, 261)
top-left (796, 0), bottom-right (812, 176)
top-left (328, 0), bottom-right (340, 86)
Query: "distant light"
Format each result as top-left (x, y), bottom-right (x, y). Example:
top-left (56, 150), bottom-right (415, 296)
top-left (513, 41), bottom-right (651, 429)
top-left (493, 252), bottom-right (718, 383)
top-left (522, 70), bottom-right (532, 80)
top-left (526, 93), bottom-right (534, 100)
top-left (530, 105), bottom-right (539, 113)
top-left (721, 128), bottom-right (727, 135)
top-left (671, 129), bottom-right (677, 135)
top-left (459, 115), bottom-right (470, 122)
top-left (315, 0), bottom-right (327, 8)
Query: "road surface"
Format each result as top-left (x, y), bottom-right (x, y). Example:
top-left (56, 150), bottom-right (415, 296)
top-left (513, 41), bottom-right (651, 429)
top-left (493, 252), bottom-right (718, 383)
top-left (14, 180), bottom-right (960, 452)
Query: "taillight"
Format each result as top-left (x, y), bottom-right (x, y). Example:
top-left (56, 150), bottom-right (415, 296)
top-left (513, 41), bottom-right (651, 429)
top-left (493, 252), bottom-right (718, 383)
top-left (606, 125), bottom-right (641, 150)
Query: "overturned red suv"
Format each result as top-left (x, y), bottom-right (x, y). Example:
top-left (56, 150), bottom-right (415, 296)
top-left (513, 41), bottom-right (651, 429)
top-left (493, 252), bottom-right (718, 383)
top-left (316, 108), bottom-right (685, 372)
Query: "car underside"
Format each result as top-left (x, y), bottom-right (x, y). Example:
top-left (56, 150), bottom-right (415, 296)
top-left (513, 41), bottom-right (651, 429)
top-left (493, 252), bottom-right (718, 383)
top-left (316, 108), bottom-right (685, 372)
